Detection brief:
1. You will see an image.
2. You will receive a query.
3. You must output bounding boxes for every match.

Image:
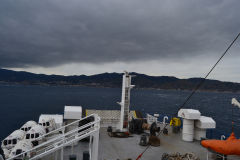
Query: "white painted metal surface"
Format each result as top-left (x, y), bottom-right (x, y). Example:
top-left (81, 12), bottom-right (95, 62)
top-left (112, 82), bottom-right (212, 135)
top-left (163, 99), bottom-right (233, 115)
top-left (178, 109), bottom-right (201, 142)
top-left (178, 109), bottom-right (201, 119)
top-left (7, 114), bottom-right (100, 160)
top-left (182, 119), bottom-right (194, 142)
top-left (194, 128), bottom-right (206, 140)
top-left (195, 116), bottom-right (216, 129)
top-left (118, 71), bottom-right (135, 131)
top-left (194, 116), bottom-right (216, 140)
top-left (64, 106), bottom-right (82, 119)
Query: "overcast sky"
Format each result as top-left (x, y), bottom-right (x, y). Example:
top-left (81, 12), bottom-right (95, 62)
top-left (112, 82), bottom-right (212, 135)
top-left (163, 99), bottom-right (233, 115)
top-left (0, 0), bottom-right (240, 82)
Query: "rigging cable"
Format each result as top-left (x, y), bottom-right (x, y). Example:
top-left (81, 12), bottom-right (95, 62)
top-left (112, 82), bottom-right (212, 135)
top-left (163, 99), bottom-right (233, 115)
top-left (136, 123), bottom-right (168, 160)
top-left (175, 33), bottom-right (240, 114)
top-left (135, 32), bottom-right (240, 160)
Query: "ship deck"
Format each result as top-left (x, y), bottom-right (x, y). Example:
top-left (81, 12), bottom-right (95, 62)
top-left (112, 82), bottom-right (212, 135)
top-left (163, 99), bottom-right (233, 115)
top-left (98, 126), bottom-right (206, 160)
top-left (45, 124), bottom-right (240, 160)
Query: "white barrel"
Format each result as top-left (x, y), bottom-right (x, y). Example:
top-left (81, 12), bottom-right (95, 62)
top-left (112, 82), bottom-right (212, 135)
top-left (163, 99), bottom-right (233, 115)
top-left (182, 119), bottom-right (194, 142)
top-left (194, 128), bottom-right (206, 140)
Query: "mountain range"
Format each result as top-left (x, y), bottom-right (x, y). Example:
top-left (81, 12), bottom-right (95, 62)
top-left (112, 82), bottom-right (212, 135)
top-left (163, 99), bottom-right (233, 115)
top-left (0, 68), bottom-right (240, 92)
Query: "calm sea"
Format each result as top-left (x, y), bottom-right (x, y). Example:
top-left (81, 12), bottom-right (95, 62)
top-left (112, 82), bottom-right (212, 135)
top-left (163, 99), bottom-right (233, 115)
top-left (0, 84), bottom-right (240, 140)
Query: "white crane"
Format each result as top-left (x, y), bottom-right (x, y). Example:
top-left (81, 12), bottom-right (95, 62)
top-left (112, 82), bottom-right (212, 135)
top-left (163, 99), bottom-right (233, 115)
top-left (118, 71), bottom-right (135, 132)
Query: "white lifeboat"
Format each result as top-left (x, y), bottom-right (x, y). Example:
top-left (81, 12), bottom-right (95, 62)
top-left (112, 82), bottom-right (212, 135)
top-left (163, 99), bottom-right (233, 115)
top-left (2, 148), bottom-right (10, 159)
top-left (9, 140), bottom-right (33, 159)
top-left (38, 115), bottom-right (59, 133)
top-left (25, 125), bottom-right (46, 146)
top-left (1, 130), bottom-right (25, 150)
top-left (20, 121), bottom-right (37, 132)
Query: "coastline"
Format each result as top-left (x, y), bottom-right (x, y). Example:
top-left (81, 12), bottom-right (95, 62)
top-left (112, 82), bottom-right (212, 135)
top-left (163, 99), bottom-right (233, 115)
top-left (0, 81), bottom-right (239, 94)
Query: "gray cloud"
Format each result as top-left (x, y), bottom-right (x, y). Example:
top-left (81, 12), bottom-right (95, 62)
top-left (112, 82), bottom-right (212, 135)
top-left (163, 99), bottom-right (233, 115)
top-left (0, 0), bottom-right (240, 68)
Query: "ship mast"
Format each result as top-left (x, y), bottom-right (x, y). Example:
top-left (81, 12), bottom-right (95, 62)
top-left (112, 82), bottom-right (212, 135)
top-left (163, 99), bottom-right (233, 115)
top-left (118, 71), bottom-right (135, 132)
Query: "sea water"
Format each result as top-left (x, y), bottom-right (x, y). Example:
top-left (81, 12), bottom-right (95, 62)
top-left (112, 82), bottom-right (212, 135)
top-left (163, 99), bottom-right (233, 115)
top-left (0, 84), bottom-right (240, 140)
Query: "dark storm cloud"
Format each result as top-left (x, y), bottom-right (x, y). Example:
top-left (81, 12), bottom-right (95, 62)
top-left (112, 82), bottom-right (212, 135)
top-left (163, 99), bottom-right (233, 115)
top-left (0, 0), bottom-right (239, 68)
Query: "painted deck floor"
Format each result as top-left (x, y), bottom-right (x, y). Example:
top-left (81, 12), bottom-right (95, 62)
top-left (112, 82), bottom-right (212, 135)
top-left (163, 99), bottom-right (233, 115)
top-left (43, 124), bottom-right (240, 160)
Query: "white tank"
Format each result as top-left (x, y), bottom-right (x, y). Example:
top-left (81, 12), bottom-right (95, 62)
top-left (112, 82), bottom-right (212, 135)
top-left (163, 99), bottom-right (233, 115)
top-left (25, 125), bottom-right (46, 146)
top-left (182, 119), bottom-right (194, 142)
top-left (1, 129), bottom-right (25, 149)
top-left (9, 140), bottom-right (33, 159)
top-left (20, 121), bottom-right (37, 132)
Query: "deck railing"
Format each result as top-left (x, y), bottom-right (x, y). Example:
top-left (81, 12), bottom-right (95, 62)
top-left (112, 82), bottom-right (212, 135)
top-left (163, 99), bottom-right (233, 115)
top-left (7, 114), bottom-right (100, 160)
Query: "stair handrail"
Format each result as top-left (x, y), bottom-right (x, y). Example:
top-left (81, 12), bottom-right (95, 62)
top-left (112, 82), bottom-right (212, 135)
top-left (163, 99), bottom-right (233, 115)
top-left (7, 114), bottom-right (100, 160)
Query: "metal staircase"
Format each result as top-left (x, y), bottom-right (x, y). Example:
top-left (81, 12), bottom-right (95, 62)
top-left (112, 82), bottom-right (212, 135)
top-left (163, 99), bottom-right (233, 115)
top-left (123, 87), bottom-right (130, 128)
top-left (7, 114), bottom-right (100, 160)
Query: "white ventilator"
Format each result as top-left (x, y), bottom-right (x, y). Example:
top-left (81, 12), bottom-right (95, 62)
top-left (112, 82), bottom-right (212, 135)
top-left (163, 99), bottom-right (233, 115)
top-left (194, 116), bottom-right (216, 140)
top-left (118, 71), bottom-right (135, 131)
top-left (232, 98), bottom-right (240, 108)
top-left (178, 109), bottom-right (201, 142)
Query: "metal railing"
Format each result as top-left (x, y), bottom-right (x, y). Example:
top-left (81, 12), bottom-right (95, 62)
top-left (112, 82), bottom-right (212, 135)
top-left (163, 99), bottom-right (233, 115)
top-left (7, 114), bottom-right (100, 160)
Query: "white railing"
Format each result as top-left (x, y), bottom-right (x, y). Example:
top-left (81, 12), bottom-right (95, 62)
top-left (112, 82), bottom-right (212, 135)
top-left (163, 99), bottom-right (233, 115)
top-left (7, 114), bottom-right (100, 160)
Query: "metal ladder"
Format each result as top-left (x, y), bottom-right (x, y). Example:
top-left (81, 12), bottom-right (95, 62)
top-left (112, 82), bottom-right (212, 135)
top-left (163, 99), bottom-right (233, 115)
top-left (7, 114), bottom-right (100, 160)
top-left (123, 87), bottom-right (130, 128)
